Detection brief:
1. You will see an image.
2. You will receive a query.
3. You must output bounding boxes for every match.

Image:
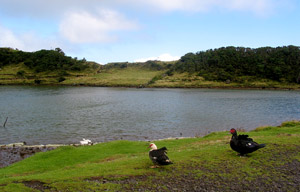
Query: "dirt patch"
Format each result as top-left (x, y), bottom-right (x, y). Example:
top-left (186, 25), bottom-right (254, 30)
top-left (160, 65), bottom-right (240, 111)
top-left (117, 162), bottom-right (300, 192)
top-left (118, 145), bottom-right (300, 192)
top-left (22, 180), bottom-right (51, 192)
top-left (86, 175), bottom-right (151, 185)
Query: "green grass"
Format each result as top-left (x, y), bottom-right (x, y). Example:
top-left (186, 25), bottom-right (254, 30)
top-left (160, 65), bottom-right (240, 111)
top-left (1, 121), bottom-right (300, 191)
top-left (0, 63), bottom-right (95, 85)
top-left (0, 63), bottom-right (165, 87)
top-left (63, 66), bottom-right (166, 87)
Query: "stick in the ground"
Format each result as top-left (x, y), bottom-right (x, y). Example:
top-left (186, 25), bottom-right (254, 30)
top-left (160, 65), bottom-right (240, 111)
top-left (3, 117), bottom-right (8, 127)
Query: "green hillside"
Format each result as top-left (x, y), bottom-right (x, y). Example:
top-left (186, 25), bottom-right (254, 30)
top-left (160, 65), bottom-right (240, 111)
top-left (1, 46), bottom-right (300, 89)
top-left (0, 48), bottom-right (169, 87)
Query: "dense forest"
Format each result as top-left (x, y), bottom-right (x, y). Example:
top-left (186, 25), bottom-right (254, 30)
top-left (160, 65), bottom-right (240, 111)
top-left (172, 46), bottom-right (300, 83)
top-left (0, 48), bottom-right (88, 72)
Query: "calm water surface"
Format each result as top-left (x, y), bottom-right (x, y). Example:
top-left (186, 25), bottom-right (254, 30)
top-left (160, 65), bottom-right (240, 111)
top-left (0, 86), bottom-right (299, 144)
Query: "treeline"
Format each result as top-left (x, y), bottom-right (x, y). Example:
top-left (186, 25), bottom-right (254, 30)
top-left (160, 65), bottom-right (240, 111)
top-left (0, 48), bottom-right (88, 72)
top-left (172, 46), bottom-right (300, 83)
top-left (105, 60), bottom-right (173, 71)
top-left (2, 46), bottom-right (300, 84)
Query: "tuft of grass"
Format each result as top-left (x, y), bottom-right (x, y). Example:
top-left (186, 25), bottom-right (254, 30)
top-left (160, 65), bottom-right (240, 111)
top-left (280, 120), bottom-right (300, 127)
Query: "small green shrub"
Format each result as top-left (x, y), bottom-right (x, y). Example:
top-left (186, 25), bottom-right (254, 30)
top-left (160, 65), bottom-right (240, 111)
top-left (280, 121), bottom-right (300, 127)
top-left (16, 70), bottom-right (25, 77)
top-left (34, 79), bottom-right (41, 84)
top-left (58, 76), bottom-right (66, 82)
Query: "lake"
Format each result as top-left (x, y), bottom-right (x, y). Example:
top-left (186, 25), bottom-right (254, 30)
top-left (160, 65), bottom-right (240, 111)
top-left (0, 86), bottom-right (299, 145)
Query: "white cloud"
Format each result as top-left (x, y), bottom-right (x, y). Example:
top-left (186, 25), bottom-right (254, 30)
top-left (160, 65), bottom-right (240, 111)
top-left (0, 0), bottom-right (290, 18)
top-left (0, 24), bottom-right (60, 51)
top-left (0, 25), bottom-right (24, 49)
top-left (134, 53), bottom-right (180, 62)
top-left (141, 0), bottom-right (277, 15)
top-left (59, 9), bottom-right (138, 44)
top-left (142, 0), bottom-right (214, 12)
top-left (223, 0), bottom-right (274, 15)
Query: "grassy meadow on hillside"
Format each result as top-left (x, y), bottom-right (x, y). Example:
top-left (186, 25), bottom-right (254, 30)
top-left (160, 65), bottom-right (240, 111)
top-left (0, 121), bottom-right (299, 191)
top-left (0, 62), bottom-right (167, 87)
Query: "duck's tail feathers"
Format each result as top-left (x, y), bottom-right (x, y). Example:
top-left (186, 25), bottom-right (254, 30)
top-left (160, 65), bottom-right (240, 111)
top-left (259, 144), bottom-right (266, 148)
top-left (165, 161), bottom-right (173, 165)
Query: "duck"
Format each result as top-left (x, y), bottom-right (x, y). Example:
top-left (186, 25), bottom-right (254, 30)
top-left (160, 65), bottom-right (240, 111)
top-left (230, 128), bottom-right (266, 156)
top-left (148, 143), bottom-right (173, 168)
top-left (80, 138), bottom-right (93, 145)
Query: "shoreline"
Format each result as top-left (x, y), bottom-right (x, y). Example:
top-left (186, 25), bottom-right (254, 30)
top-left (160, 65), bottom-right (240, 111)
top-left (0, 144), bottom-right (58, 168)
top-left (0, 122), bottom-right (298, 168)
top-left (1, 121), bottom-right (300, 191)
top-left (1, 83), bottom-right (300, 90)
top-left (0, 136), bottom-right (190, 168)
top-left (0, 143), bottom-right (89, 168)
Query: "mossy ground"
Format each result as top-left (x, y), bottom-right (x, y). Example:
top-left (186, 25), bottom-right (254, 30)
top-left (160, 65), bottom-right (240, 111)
top-left (0, 121), bottom-right (299, 191)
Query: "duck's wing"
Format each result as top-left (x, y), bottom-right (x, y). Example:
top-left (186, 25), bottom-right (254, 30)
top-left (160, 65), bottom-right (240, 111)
top-left (237, 134), bottom-right (253, 141)
top-left (239, 139), bottom-right (259, 149)
top-left (149, 147), bottom-right (172, 165)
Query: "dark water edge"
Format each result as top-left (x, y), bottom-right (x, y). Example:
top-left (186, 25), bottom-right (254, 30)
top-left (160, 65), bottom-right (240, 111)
top-left (0, 142), bottom-right (93, 168)
top-left (1, 81), bottom-right (300, 89)
top-left (0, 144), bottom-right (57, 168)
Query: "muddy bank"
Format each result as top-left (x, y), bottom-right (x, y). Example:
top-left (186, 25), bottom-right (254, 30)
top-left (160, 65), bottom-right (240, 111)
top-left (0, 143), bottom-right (61, 168)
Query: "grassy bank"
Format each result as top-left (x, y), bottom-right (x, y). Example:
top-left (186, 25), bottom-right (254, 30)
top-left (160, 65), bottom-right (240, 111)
top-left (0, 63), bottom-right (167, 87)
top-left (151, 72), bottom-right (300, 89)
top-left (0, 121), bottom-right (300, 191)
top-left (1, 63), bottom-right (300, 89)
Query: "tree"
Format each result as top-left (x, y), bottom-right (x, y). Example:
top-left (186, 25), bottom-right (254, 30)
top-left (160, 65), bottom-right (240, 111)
top-left (55, 48), bottom-right (65, 56)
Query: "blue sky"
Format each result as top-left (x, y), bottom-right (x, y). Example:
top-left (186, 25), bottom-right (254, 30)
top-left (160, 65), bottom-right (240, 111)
top-left (0, 0), bottom-right (299, 64)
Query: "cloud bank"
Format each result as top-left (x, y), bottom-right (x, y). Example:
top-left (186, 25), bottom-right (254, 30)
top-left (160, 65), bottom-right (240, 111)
top-left (0, 0), bottom-right (289, 17)
top-left (141, 0), bottom-right (276, 15)
top-left (0, 0), bottom-right (290, 47)
top-left (59, 9), bottom-right (138, 44)
top-left (0, 25), bottom-right (24, 49)
top-left (0, 24), bottom-right (60, 51)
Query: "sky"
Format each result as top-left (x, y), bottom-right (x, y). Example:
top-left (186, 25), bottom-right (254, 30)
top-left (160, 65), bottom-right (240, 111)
top-left (0, 0), bottom-right (299, 64)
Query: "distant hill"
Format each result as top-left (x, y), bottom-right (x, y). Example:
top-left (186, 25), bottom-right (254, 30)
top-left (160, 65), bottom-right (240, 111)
top-left (0, 48), bottom-right (90, 72)
top-left (170, 45), bottom-right (300, 84)
top-left (1, 46), bottom-right (300, 88)
top-left (0, 48), bottom-right (170, 86)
